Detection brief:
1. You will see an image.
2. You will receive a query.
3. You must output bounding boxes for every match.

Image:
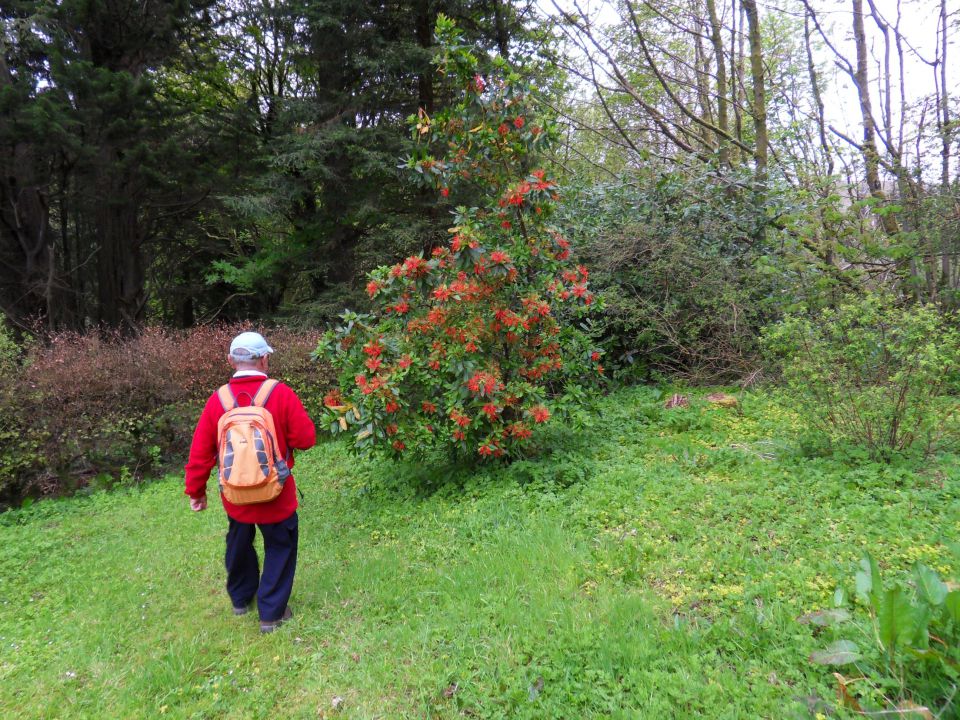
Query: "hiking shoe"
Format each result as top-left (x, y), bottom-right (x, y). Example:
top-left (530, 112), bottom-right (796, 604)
top-left (233, 602), bottom-right (253, 616)
top-left (260, 606), bottom-right (293, 634)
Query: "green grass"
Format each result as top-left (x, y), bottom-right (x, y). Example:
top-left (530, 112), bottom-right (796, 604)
top-left (1, 386), bottom-right (958, 719)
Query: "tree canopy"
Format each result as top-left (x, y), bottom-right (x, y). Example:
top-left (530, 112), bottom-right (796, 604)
top-left (1, 0), bottom-right (957, 366)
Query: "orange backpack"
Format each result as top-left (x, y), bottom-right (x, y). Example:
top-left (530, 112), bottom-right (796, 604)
top-left (216, 379), bottom-right (291, 505)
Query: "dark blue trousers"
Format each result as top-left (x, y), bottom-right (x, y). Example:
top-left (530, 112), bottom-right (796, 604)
top-left (225, 512), bottom-right (298, 622)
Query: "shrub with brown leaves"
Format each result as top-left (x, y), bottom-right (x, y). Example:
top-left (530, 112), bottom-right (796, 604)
top-left (1, 325), bottom-right (333, 507)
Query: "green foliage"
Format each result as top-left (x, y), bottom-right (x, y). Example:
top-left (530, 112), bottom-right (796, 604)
top-left (317, 17), bottom-right (601, 463)
top-left (763, 292), bottom-right (960, 460)
top-left (0, 322), bottom-right (20, 373)
top-left (1, 0), bottom-right (223, 331)
top-left (557, 169), bottom-right (794, 382)
top-left (806, 552), bottom-right (960, 714)
top-left (204, 0), bottom-right (537, 328)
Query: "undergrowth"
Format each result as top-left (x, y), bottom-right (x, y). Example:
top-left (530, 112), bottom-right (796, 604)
top-left (0, 325), bottom-right (333, 507)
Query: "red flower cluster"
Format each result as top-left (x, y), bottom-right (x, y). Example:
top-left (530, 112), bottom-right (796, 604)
top-left (449, 408), bottom-right (471, 427)
top-left (355, 373), bottom-right (386, 396)
top-left (518, 356), bottom-right (562, 381)
top-left (492, 307), bottom-right (522, 331)
top-left (390, 255), bottom-right (428, 279)
top-left (432, 285), bottom-right (453, 302)
top-left (506, 422), bottom-right (532, 440)
top-left (323, 389), bottom-right (342, 408)
top-left (549, 262), bottom-right (593, 305)
top-left (477, 442), bottom-right (503, 457)
top-left (503, 181), bottom-right (532, 207)
top-left (529, 406), bottom-right (550, 423)
top-left (521, 296), bottom-right (551, 317)
top-left (489, 249), bottom-right (510, 265)
top-left (466, 371), bottom-right (501, 396)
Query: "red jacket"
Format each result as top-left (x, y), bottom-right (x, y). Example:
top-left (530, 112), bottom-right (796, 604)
top-left (184, 374), bottom-right (316, 524)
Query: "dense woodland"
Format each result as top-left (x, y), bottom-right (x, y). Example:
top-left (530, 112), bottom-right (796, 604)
top-left (1, 0), bottom-right (539, 332)
top-left (2, 0), bottom-right (956, 342)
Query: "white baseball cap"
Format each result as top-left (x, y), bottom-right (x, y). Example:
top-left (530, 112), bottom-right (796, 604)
top-left (229, 331), bottom-right (274, 361)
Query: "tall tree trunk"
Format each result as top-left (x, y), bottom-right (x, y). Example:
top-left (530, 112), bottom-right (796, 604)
top-left (95, 146), bottom-right (145, 333)
top-left (693, 28), bottom-right (714, 151)
top-left (939, 0), bottom-right (952, 292)
top-left (0, 162), bottom-right (56, 326)
top-left (803, 12), bottom-right (833, 176)
top-left (741, 0), bottom-right (767, 176)
top-left (491, 0), bottom-right (510, 59)
top-left (731, 0), bottom-right (745, 159)
top-left (415, 0), bottom-right (435, 115)
top-left (0, 52), bottom-right (58, 327)
top-left (851, 0), bottom-right (898, 235)
top-left (940, 0), bottom-right (951, 192)
top-left (706, 0), bottom-right (730, 167)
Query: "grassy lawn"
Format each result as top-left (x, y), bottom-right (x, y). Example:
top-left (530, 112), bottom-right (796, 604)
top-left (1, 386), bottom-right (958, 719)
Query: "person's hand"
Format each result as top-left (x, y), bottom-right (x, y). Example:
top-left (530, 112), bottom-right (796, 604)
top-left (190, 495), bottom-right (207, 512)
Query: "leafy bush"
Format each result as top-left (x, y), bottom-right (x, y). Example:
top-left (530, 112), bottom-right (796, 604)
top-left (763, 292), bottom-right (960, 460)
top-left (317, 17), bottom-right (601, 462)
top-left (0, 322), bottom-right (20, 373)
top-left (0, 325), bottom-right (332, 507)
top-left (556, 169), bottom-right (794, 383)
top-left (805, 552), bottom-right (960, 715)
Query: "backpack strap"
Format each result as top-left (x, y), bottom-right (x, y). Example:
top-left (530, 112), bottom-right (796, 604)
top-left (216, 384), bottom-right (237, 411)
top-left (252, 378), bottom-right (280, 408)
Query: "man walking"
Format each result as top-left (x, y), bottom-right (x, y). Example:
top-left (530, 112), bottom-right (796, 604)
top-left (185, 331), bottom-right (316, 633)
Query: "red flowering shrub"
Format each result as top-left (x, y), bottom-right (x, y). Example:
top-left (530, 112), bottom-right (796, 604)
top-left (318, 17), bottom-right (601, 462)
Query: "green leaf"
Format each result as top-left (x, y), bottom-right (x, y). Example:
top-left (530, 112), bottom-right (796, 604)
top-left (913, 564), bottom-right (948, 606)
top-left (909, 603), bottom-right (931, 649)
top-left (833, 586), bottom-right (847, 608)
top-left (877, 587), bottom-right (916, 656)
top-left (797, 609), bottom-right (851, 627)
top-left (855, 553), bottom-right (881, 611)
top-left (944, 591), bottom-right (960, 625)
top-left (809, 640), bottom-right (862, 665)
